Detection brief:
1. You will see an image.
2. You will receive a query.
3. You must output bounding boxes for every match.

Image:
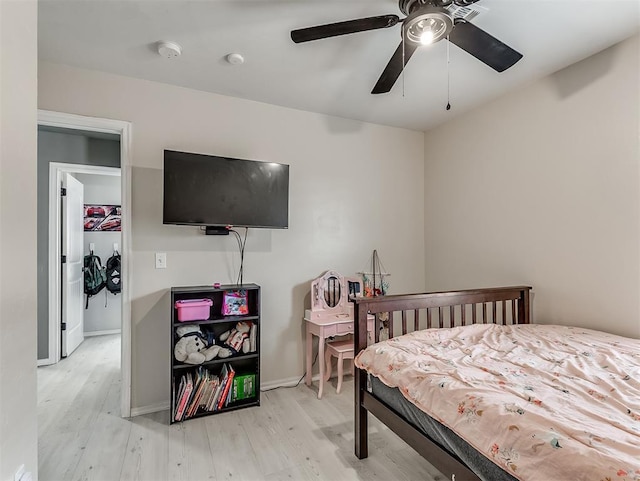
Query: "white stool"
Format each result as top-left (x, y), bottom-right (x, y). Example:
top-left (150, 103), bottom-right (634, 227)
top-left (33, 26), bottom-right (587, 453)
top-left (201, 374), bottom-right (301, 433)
top-left (324, 340), bottom-right (354, 394)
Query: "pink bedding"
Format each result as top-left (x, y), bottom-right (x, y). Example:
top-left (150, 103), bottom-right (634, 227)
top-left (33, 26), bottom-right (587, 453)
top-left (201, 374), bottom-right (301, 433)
top-left (354, 323), bottom-right (640, 481)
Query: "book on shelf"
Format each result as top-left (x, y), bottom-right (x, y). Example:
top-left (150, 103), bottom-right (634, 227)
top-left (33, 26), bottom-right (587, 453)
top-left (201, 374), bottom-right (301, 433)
top-left (172, 376), bottom-right (176, 419)
top-left (205, 376), bottom-right (220, 412)
top-left (174, 374), bottom-right (185, 421)
top-left (198, 375), bottom-right (213, 412)
top-left (213, 364), bottom-right (230, 412)
top-left (232, 373), bottom-right (256, 401)
top-left (186, 367), bottom-right (208, 419)
top-left (175, 372), bottom-right (194, 422)
top-left (249, 323), bottom-right (257, 352)
top-left (221, 364), bottom-right (236, 409)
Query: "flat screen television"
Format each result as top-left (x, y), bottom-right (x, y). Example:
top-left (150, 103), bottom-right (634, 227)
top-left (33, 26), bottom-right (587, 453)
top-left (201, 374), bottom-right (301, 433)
top-left (163, 150), bottom-right (289, 229)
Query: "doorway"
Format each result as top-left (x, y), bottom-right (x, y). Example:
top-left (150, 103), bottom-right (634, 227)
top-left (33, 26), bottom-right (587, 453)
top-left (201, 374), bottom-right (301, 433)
top-left (53, 165), bottom-right (122, 357)
top-left (37, 110), bottom-right (132, 418)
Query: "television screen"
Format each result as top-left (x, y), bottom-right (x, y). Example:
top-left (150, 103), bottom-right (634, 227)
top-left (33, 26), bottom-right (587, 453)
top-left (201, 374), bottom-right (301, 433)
top-left (163, 150), bottom-right (289, 229)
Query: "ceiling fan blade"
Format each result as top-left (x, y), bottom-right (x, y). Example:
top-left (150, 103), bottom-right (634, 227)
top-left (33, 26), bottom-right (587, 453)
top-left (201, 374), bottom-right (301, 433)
top-left (371, 40), bottom-right (419, 94)
top-left (291, 15), bottom-right (400, 43)
top-left (449, 20), bottom-right (522, 72)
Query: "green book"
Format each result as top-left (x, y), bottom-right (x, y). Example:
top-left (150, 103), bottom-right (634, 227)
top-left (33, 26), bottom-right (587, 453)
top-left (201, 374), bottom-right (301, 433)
top-left (232, 374), bottom-right (255, 401)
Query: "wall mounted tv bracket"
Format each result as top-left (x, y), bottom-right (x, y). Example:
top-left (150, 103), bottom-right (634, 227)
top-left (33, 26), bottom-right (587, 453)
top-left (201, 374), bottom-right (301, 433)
top-left (205, 226), bottom-right (231, 236)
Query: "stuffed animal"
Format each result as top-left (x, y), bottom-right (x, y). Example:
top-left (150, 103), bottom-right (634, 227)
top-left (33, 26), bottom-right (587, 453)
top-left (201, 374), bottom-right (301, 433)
top-left (218, 321), bottom-right (253, 356)
top-left (174, 324), bottom-right (221, 364)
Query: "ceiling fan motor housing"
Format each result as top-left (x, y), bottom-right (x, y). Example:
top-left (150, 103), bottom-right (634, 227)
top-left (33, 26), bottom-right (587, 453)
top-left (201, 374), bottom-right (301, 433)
top-left (400, 0), bottom-right (479, 15)
top-left (403, 6), bottom-right (454, 44)
top-left (453, 0), bottom-right (481, 5)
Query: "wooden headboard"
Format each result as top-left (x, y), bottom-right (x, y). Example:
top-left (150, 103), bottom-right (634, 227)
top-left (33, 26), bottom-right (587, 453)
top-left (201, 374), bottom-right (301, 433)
top-left (353, 285), bottom-right (531, 354)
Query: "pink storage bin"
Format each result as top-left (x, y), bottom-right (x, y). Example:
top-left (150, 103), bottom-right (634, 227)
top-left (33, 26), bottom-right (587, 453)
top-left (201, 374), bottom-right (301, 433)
top-left (175, 298), bottom-right (213, 322)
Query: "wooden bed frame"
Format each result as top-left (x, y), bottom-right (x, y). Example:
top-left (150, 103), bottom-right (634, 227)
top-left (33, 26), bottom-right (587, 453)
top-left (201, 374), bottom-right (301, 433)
top-left (353, 286), bottom-right (531, 481)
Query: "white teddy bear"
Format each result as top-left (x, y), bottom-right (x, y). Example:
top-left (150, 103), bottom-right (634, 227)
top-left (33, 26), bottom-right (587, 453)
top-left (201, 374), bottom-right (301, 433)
top-left (174, 324), bottom-right (221, 365)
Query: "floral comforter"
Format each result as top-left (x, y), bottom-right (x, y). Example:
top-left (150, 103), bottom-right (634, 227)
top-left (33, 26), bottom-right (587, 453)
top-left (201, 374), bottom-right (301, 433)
top-left (354, 323), bottom-right (640, 481)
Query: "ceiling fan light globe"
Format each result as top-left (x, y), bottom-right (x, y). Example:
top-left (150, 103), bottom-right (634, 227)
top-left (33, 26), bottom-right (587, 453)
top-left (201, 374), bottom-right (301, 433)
top-left (420, 30), bottom-right (435, 45)
top-left (404, 6), bottom-right (453, 45)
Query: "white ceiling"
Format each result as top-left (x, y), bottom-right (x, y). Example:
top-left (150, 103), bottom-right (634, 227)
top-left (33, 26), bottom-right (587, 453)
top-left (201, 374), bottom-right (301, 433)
top-left (38, 0), bottom-right (640, 132)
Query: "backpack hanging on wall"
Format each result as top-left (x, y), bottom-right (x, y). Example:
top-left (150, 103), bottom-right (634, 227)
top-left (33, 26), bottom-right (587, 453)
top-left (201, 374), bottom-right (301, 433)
top-left (105, 251), bottom-right (121, 295)
top-left (84, 252), bottom-right (107, 309)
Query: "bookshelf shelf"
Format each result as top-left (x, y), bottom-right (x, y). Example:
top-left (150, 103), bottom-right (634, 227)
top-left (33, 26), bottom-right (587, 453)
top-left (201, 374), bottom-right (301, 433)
top-left (172, 315), bottom-right (259, 328)
top-left (172, 353), bottom-right (259, 370)
top-left (170, 284), bottom-right (260, 424)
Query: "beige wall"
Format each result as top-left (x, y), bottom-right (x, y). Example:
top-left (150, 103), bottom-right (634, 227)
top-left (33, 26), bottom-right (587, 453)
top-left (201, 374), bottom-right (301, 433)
top-left (0, 0), bottom-right (38, 479)
top-left (424, 34), bottom-right (640, 338)
top-left (38, 63), bottom-right (426, 410)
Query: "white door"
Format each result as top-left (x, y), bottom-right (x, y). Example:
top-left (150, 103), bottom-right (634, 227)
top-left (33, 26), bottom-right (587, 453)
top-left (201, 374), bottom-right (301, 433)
top-left (62, 173), bottom-right (84, 357)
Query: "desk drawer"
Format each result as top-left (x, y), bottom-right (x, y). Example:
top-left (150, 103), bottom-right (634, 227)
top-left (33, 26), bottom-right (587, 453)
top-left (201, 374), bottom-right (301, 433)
top-left (337, 322), bottom-right (354, 334)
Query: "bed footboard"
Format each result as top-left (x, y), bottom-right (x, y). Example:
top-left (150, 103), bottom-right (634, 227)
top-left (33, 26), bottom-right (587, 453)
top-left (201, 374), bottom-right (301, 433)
top-left (354, 286), bottom-right (531, 477)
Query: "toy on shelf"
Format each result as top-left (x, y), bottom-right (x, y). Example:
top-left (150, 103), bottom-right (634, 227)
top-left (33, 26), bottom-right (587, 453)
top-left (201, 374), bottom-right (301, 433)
top-left (219, 321), bottom-right (256, 356)
top-left (174, 324), bottom-right (219, 365)
top-left (222, 290), bottom-right (249, 315)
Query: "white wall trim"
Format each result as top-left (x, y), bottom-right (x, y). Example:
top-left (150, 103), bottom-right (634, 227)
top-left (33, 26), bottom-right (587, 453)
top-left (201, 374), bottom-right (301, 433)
top-left (260, 374), bottom-right (324, 392)
top-left (37, 358), bottom-right (54, 367)
top-left (38, 110), bottom-right (131, 135)
top-left (38, 109), bottom-right (133, 419)
top-left (84, 329), bottom-right (122, 337)
top-left (130, 401), bottom-right (170, 418)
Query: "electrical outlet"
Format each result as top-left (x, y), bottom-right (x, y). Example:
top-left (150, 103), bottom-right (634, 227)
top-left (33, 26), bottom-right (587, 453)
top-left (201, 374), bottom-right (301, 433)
top-left (155, 252), bottom-right (167, 269)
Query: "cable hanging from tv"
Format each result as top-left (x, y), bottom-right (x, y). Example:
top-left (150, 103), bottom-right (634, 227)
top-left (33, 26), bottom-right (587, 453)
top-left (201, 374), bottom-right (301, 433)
top-left (229, 228), bottom-right (248, 286)
top-left (198, 225), bottom-right (248, 286)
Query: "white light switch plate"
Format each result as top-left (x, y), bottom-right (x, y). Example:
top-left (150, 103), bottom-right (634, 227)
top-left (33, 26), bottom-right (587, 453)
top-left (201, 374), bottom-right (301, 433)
top-left (155, 252), bottom-right (167, 269)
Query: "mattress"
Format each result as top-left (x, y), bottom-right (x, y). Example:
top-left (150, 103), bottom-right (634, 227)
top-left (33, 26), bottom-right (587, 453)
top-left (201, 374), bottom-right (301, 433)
top-left (370, 375), bottom-right (517, 481)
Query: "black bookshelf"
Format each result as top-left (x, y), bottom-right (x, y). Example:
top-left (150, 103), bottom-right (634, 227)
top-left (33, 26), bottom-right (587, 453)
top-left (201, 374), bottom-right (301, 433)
top-left (170, 284), bottom-right (260, 424)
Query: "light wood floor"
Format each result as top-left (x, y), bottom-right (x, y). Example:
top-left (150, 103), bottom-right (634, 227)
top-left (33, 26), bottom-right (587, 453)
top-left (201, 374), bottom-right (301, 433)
top-left (38, 334), bottom-right (444, 481)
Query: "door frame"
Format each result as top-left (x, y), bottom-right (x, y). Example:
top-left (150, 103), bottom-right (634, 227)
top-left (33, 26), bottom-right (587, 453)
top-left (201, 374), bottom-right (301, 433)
top-left (38, 109), bottom-right (133, 418)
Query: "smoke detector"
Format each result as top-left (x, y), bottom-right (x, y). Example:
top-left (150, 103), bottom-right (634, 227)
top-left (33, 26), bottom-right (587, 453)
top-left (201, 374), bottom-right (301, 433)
top-left (157, 41), bottom-right (182, 59)
top-left (226, 53), bottom-right (245, 65)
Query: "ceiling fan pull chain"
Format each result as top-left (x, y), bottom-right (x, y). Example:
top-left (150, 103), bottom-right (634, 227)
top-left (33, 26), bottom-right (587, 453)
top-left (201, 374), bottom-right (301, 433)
top-left (446, 35), bottom-right (451, 110)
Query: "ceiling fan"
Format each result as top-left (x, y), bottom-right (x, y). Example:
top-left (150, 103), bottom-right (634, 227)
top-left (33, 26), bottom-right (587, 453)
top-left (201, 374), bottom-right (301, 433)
top-left (291, 0), bottom-right (523, 94)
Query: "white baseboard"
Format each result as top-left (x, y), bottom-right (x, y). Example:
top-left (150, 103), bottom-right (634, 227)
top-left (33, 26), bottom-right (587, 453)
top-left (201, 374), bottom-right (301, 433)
top-left (37, 357), bottom-right (55, 367)
top-left (260, 373), bottom-right (325, 391)
top-left (130, 401), bottom-right (170, 417)
top-left (84, 329), bottom-right (121, 337)
top-left (260, 375), bottom-right (304, 391)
